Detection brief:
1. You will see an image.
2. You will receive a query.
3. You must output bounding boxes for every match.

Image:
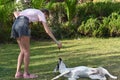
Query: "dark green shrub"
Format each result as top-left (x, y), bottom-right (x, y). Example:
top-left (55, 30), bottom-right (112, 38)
top-left (1, 1), bottom-right (120, 43)
top-left (0, 1), bottom-right (14, 43)
top-left (77, 12), bottom-right (120, 37)
top-left (108, 12), bottom-right (120, 37)
top-left (76, 2), bottom-right (120, 37)
top-left (64, 0), bottom-right (77, 21)
top-left (96, 24), bottom-right (110, 37)
top-left (78, 18), bottom-right (99, 37)
top-left (95, 17), bottom-right (110, 37)
top-left (32, 0), bottom-right (45, 8)
top-left (76, 2), bottom-right (120, 26)
top-left (61, 21), bottom-right (78, 38)
top-left (31, 23), bottom-right (50, 40)
top-left (48, 3), bottom-right (67, 39)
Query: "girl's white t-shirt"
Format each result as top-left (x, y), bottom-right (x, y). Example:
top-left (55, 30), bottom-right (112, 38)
top-left (19, 8), bottom-right (46, 23)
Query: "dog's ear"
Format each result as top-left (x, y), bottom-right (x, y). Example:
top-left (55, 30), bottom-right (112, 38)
top-left (53, 58), bottom-right (62, 72)
top-left (59, 58), bottom-right (62, 61)
top-left (53, 62), bottom-right (59, 72)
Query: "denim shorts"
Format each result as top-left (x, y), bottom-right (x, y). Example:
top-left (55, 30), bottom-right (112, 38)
top-left (11, 16), bottom-right (30, 39)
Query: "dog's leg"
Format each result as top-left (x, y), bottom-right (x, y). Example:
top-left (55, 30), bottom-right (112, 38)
top-left (51, 70), bottom-right (71, 80)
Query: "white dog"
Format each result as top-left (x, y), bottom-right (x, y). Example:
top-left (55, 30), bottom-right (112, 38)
top-left (52, 58), bottom-right (117, 80)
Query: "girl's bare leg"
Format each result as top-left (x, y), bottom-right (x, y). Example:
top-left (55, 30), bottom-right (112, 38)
top-left (15, 36), bottom-right (38, 78)
top-left (15, 36), bottom-right (30, 78)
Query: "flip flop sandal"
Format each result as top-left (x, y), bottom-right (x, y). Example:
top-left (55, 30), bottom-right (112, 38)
top-left (23, 73), bottom-right (38, 79)
top-left (15, 72), bottom-right (23, 79)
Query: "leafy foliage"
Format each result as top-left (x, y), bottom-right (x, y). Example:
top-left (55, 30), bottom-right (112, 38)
top-left (1, 1), bottom-right (120, 43)
top-left (78, 12), bottom-right (120, 37)
top-left (64, 0), bottom-right (77, 21)
top-left (78, 18), bottom-right (100, 37)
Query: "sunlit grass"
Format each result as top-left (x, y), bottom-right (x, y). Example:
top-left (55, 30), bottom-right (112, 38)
top-left (0, 38), bottom-right (120, 80)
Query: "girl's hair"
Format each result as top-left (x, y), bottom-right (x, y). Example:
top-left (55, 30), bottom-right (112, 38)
top-left (41, 9), bottom-right (49, 16)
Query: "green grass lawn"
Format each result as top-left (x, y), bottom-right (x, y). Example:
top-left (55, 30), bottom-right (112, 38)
top-left (0, 38), bottom-right (120, 80)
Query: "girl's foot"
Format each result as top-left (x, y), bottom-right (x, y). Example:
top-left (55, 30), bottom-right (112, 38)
top-left (23, 73), bottom-right (38, 79)
top-left (15, 72), bottom-right (23, 79)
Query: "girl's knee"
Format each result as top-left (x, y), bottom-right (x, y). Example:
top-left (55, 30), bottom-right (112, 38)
top-left (20, 50), bottom-right (24, 54)
top-left (23, 49), bottom-right (30, 55)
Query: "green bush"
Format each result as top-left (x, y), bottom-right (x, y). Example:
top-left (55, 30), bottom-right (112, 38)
top-left (78, 18), bottom-right (100, 37)
top-left (31, 23), bottom-right (50, 40)
top-left (77, 12), bottom-right (120, 37)
top-left (108, 12), bottom-right (120, 37)
top-left (64, 0), bottom-right (77, 21)
top-left (76, 2), bottom-right (120, 24)
top-left (1, 1), bottom-right (120, 43)
top-left (76, 2), bottom-right (120, 37)
top-left (48, 3), bottom-right (66, 39)
top-left (0, 1), bottom-right (14, 43)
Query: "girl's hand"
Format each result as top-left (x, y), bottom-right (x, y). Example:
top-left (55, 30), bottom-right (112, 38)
top-left (57, 42), bottom-right (62, 50)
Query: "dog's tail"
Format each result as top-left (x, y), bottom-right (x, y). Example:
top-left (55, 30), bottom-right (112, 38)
top-left (99, 67), bottom-right (117, 79)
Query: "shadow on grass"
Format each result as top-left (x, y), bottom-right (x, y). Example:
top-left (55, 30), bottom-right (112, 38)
top-left (0, 40), bottom-right (120, 80)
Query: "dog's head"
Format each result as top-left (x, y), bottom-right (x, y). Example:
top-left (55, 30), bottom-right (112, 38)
top-left (54, 58), bottom-right (67, 73)
top-left (53, 58), bottom-right (62, 72)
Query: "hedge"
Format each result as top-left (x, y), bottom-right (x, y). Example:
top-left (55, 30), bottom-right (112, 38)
top-left (0, 2), bottom-right (120, 43)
